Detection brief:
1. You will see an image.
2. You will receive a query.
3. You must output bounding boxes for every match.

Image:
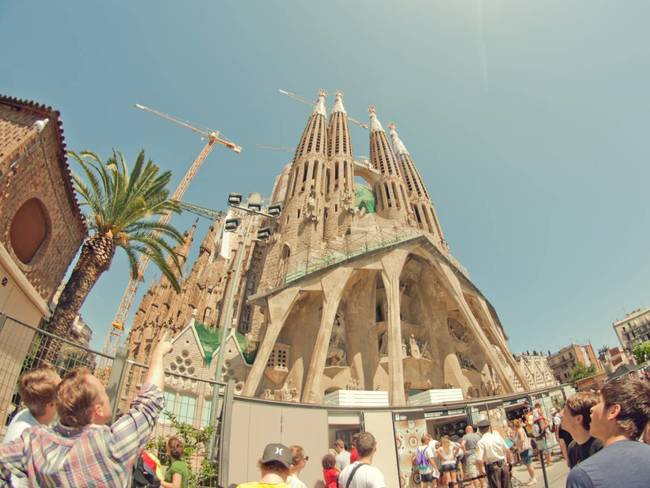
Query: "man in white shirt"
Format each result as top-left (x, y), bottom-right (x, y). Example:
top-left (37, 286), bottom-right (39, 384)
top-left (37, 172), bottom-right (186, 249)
top-left (338, 432), bottom-right (386, 488)
top-left (475, 420), bottom-right (512, 488)
top-left (334, 439), bottom-right (351, 471)
top-left (2, 366), bottom-right (61, 488)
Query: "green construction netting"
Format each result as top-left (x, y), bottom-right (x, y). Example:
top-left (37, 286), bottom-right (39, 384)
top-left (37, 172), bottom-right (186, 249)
top-left (194, 321), bottom-right (220, 364)
top-left (355, 183), bottom-right (376, 213)
top-left (193, 321), bottom-right (255, 365)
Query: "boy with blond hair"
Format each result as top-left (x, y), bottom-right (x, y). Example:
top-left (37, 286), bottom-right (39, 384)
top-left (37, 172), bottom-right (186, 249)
top-left (2, 366), bottom-right (61, 487)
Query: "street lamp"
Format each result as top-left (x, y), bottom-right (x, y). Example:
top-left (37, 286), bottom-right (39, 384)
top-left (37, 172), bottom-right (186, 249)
top-left (208, 192), bottom-right (281, 458)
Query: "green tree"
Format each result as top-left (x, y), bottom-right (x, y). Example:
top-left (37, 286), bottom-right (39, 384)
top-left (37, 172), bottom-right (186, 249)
top-left (570, 363), bottom-right (597, 382)
top-left (632, 341), bottom-right (650, 364)
top-left (42, 150), bottom-right (184, 363)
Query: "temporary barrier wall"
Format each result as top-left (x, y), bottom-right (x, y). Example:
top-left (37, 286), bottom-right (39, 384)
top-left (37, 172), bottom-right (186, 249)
top-left (228, 398), bottom-right (329, 487)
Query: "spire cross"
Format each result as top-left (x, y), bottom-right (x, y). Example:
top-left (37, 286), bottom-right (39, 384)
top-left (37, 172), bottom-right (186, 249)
top-left (368, 105), bottom-right (377, 114)
top-left (388, 122), bottom-right (397, 131)
top-left (335, 90), bottom-right (344, 98)
top-left (318, 89), bottom-right (327, 98)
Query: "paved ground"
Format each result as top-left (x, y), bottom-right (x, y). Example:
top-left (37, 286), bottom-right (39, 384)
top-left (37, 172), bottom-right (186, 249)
top-left (511, 452), bottom-right (569, 488)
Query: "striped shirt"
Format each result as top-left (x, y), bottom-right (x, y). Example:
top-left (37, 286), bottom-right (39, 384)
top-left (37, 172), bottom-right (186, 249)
top-left (0, 383), bottom-right (163, 487)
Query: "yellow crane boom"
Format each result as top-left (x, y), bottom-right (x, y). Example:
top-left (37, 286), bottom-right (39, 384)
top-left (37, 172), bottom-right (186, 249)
top-left (101, 104), bottom-right (241, 359)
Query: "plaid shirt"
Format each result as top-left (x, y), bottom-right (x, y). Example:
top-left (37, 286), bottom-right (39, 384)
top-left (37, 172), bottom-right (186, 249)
top-left (0, 383), bottom-right (163, 487)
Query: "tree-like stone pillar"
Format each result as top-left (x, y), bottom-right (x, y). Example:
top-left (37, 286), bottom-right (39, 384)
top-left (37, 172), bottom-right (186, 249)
top-left (432, 259), bottom-right (516, 393)
top-left (302, 267), bottom-right (353, 403)
top-left (381, 249), bottom-right (409, 406)
top-left (242, 287), bottom-right (300, 397)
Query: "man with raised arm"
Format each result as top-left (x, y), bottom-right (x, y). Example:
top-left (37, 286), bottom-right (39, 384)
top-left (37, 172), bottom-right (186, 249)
top-left (0, 333), bottom-right (173, 487)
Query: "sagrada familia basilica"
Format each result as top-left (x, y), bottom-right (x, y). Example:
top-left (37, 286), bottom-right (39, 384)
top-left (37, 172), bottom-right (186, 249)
top-left (124, 90), bottom-right (528, 408)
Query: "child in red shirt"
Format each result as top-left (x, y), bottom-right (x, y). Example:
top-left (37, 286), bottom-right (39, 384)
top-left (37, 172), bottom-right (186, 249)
top-left (322, 453), bottom-right (339, 488)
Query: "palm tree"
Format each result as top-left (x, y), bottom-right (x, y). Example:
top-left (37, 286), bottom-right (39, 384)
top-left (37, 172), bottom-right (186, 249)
top-left (40, 150), bottom-right (185, 363)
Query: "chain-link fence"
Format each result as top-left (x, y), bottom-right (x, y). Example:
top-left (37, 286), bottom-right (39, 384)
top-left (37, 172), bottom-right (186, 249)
top-left (0, 313), bottom-right (226, 487)
top-left (0, 313), bottom-right (109, 437)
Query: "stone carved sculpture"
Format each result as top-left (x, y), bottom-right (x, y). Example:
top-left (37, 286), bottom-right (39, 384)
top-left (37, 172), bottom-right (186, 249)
top-left (326, 313), bottom-right (347, 366)
top-left (305, 189), bottom-right (319, 222)
top-left (378, 331), bottom-right (388, 356)
top-left (409, 334), bottom-right (421, 359)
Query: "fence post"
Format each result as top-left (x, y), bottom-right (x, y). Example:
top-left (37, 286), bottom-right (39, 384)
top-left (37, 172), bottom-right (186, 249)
top-left (217, 379), bottom-right (236, 488)
top-left (106, 345), bottom-right (129, 423)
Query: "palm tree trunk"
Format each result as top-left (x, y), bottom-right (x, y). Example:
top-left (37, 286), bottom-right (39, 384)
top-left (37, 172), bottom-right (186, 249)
top-left (38, 233), bottom-right (115, 367)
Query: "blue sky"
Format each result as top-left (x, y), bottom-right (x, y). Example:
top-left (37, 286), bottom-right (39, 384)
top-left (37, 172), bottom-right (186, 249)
top-left (2, 1), bottom-right (649, 354)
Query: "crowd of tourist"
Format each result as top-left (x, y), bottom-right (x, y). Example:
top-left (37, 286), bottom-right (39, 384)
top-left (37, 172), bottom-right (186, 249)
top-left (0, 332), bottom-right (648, 488)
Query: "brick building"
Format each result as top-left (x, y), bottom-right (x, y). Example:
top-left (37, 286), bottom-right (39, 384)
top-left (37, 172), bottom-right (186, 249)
top-left (613, 307), bottom-right (650, 358)
top-left (598, 346), bottom-right (632, 374)
top-left (547, 343), bottom-right (604, 383)
top-left (0, 94), bottom-right (86, 427)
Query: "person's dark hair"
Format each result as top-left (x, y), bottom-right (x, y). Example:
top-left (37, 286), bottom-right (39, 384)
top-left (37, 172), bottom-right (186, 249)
top-left (18, 366), bottom-right (59, 417)
top-left (356, 432), bottom-right (376, 457)
top-left (478, 424), bottom-right (490, 434)
top-left (566, 392), bottom-right (599, 431)
top-left (322, 453), bottom-right (336, 469)
top-left (601, 377), bottom-right (650, 440)
top-left (56, 367), bottom-right (97, 428)
top-left (351, 433), bottom-right (359, 447)
top-left (167, 436), bottom-right (184, 461)
top-left (259, 460), bottom-right (289, 474)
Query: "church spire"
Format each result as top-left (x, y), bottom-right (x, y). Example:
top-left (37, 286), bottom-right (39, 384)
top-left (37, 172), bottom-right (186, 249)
top-left (388, 122), bottom-right (409, 155)
top-left (368, 107), bottom-right (410, 223)
top-left (331, 90), bottom-right (347, 114)
top-left (312, 89), bottom-right (327, 116)
top-left (368, 106), bottom-right (384, 133)
top-left (387, 122), bottom-right (446, 247)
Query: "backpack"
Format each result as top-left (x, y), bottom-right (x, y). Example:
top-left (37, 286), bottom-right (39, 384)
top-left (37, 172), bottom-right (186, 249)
top-left (414, 447), bottom-right (430, 472)
top-left (131, 453), bottom-right (161, 488)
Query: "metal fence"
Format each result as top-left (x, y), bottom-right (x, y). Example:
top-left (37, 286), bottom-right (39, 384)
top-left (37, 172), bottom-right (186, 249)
top-left (0, 313), bottom-right (110, 436)
top-left (0, 313), bottom-right (226, 487)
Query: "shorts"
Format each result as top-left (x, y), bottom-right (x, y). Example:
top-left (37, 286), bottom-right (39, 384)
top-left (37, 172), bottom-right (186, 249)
top-left (464, 451), bottom-right (480, 478)
top-left (519, 448), bottom-right (534, 465)
top-left (421, 473), bottom-right (436, 482)
top-left (440, 463), bottom-right (456, 473)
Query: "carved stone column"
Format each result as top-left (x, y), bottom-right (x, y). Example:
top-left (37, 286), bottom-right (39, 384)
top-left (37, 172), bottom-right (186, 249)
top-left (301, 267), bottom-right (353, 403)
top-left (380, 249), bottom-right (409, 406)
top-left (242, 287), bottom-right (300, 397)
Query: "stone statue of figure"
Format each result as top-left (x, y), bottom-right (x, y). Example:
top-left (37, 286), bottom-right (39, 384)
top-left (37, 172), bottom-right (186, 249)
top-left (421, 340), bottom-right (431, 359)
top-left (326, 314), bottom-right (347, 366)
top-left (378, 331), bottom-right (388, 356)
top-left (401, 338), bottom-right (408, 358)
top-left (409, 334), bottom-right (421, 359)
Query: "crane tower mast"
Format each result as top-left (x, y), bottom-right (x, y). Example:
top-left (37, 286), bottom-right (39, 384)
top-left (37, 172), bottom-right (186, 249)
top-left (100, 105), bottom-right (241, 361)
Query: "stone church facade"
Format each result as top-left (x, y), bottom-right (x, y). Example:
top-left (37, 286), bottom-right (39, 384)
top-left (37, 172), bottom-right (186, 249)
top-left (125, 91), bottom-right (527, 407)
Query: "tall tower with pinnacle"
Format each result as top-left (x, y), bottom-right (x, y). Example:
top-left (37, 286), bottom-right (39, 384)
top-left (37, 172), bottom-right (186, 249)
top-left (128, 220), bottom-right (197, 363)
top-left (324, 91), bottom-right (355, 238)
top-left (368, 107), bottom-right (412, 223)
top-left (122, 90), bottom-right (529, 411)
top-left (388, 123), bottom-right (447, 249)
top-left (281, 90), bottom-right (329, 257)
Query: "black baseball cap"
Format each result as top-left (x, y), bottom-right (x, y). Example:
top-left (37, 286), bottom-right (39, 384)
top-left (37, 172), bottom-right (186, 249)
top-left (260, 443), bottom-right (292, 468)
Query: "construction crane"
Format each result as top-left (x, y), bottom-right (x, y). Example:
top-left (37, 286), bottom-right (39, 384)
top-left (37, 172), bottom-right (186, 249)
top-left (101, 104), bottom-right (242, 360)
top-left (279, 89), bottom-right (369, 129)
top-left (175, 200), bottom-right (226, 221)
